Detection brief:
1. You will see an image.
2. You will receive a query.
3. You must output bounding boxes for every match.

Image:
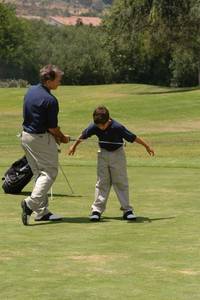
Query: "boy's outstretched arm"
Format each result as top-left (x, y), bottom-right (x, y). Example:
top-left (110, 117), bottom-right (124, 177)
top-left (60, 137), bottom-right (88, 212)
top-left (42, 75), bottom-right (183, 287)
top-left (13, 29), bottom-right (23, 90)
top-left (68, 135), bottom-right (83, 155)
top-left (135, 136), bottom-right (155, 156)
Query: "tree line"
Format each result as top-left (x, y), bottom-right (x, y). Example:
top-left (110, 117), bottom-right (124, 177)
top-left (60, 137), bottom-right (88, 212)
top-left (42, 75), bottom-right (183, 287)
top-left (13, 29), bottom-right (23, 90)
top-left (0, 1), bottom-right (200, 87)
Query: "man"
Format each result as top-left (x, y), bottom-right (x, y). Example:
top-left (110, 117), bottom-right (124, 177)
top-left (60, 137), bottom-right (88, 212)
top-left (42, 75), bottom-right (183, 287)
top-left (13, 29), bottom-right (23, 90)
top-left (21, 64), bottom-right (70, 225)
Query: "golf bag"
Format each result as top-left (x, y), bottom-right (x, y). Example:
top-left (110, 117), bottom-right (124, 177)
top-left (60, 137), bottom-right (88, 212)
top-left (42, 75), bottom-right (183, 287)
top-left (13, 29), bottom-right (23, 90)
top-left (2, 156), bottom-right (33, 194)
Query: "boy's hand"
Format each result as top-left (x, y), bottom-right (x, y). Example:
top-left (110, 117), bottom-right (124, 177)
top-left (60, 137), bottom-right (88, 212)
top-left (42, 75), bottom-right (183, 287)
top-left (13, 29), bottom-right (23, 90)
top-left (145, 145), bottom-right (155, 156)
top-left (68, 136), bottom-right (82, 156)
top-left (135, 137), bottom-right (155, 156)
top-left (68, 145), bottom-right (76, 156)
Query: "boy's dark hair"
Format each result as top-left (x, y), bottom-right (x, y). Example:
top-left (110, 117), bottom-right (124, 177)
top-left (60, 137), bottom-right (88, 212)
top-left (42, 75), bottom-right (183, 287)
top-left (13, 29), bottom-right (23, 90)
top-left (39, 64), bottom-right (63, 84)
top-left (93, 106), bottom-right (110, 124)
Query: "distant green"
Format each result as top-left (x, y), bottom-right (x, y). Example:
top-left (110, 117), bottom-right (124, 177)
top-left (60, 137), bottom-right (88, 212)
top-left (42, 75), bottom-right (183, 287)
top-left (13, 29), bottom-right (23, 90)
top-left (0, 84), bottom-right (200, 300)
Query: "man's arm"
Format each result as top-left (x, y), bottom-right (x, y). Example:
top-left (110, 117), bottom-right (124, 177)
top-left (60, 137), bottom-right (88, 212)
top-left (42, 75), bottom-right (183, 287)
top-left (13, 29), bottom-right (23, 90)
top-left (48, 127), bottom-right (70, 144)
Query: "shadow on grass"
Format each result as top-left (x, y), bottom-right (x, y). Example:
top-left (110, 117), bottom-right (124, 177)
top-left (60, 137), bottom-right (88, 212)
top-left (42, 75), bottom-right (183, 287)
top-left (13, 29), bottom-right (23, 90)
top-left (29, 217), bottom-right (92, 226)
top-left (28, 215), bottom-right (175, 226)
top-left (17, 191), bottom-right (82, 198)
top-left (93, 215), bottom-right (176, 223)
top-left (136, 87), bottom-right (199, 95)
top-left (127, 216), bottom-right (176, 223)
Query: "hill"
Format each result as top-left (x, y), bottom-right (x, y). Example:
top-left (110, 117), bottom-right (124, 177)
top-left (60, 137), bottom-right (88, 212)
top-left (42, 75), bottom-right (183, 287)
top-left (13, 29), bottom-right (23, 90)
top-left (1, 0), bottom-right (112, 17)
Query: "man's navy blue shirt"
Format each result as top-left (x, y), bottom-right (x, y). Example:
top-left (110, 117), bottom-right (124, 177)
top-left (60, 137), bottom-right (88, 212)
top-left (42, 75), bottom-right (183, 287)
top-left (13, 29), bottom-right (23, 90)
top-left (23, 84), bottom-right (59, 134)
top-left (81, 119), bottom-right (137, 151)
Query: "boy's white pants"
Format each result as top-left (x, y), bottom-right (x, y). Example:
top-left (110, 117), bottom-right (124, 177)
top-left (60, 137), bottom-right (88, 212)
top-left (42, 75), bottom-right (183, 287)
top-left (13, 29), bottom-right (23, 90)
top-left (21, 131), bottom-right (58, 218)
top-left (92, 147), bottom-right (133, 214)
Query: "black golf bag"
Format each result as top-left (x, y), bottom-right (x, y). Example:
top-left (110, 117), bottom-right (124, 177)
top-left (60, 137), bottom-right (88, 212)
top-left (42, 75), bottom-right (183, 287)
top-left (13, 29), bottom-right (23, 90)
top-left (2, 156), bottom-right (33, 194)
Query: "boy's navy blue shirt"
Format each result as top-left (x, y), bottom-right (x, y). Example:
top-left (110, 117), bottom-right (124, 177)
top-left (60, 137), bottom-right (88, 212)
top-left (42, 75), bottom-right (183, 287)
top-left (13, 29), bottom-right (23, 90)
top-left (23, 84), bottom-right (59, 134)
top-left (81, 119), bottom-right (137, 151)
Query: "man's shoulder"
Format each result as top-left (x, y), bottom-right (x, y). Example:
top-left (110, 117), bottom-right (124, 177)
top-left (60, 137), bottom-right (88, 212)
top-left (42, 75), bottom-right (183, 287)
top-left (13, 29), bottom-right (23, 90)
top-left (26, 84), bottom-right (44, 96)
top-left (28, 84), bottom-right (42, 92)
top-left (26, 84), bottom-right (55, 102)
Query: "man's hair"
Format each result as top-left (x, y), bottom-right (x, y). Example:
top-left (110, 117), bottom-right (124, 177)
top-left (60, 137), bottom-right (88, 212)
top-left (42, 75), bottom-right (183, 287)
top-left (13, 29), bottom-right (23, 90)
top-left (39, 64), bottom-right (64, 83)
top-left (93, 106), bottom-right (110, 124)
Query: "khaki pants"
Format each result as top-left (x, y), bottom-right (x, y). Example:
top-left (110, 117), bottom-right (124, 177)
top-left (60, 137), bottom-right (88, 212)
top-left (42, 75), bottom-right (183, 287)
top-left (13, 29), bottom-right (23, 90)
top-left (92, 147), bottom-right (133, 214)
top-left (21, 131), bottom-right (58, 218)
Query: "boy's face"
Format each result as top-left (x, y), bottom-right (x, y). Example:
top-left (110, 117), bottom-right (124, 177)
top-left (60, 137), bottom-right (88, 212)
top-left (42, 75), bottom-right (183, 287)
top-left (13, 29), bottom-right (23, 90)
top-left (96, 120), bottom-right (110, 130)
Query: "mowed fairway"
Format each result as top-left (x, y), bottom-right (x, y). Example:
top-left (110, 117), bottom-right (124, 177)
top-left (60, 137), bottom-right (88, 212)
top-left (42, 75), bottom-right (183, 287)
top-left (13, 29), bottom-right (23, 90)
top-left (0, 84), bottom-right (200, 300)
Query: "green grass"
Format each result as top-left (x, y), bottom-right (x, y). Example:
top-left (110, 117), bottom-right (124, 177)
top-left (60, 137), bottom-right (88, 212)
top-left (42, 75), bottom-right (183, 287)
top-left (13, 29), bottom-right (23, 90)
top-left (0, 84), bottom-right (200, 300)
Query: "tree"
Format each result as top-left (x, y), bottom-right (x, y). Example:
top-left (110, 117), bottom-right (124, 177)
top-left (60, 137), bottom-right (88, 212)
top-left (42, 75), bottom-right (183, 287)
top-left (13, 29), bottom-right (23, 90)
top-left (103, 0), bottom-right (200, 86)
top-left (21, 20), bottom-right (114, 84)
top-left (103, 0), bottom-right (171, 84)
top-left (0, 2), bottom-right (114, 84)
top-left (0, 3), bottom-right (38, 80)
top-left (50, 25), bottom-right (114, 84)
top-left (151, 0), bottom-right (200, 86)
top-left (169, 0), bottom-right (200, 86)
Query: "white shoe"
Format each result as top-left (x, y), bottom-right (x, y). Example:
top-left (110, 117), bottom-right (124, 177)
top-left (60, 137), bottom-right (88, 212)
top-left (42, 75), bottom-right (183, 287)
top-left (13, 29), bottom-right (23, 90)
top-left (123, 211), bottom-right (137, 220)
top-left (35, 212), bottom-right (63, 221)
top-left (89, 211), bottom-right (101, 221)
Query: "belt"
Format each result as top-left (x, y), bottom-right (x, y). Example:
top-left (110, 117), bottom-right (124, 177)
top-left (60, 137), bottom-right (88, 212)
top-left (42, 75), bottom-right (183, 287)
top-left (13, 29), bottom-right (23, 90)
top-left (23, 129), bottom-right (46, 134)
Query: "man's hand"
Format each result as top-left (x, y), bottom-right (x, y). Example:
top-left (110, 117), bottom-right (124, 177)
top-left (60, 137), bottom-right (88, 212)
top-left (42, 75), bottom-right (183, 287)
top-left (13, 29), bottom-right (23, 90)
top-left (60, 135), bottom-right (70, 144)
top-left (48, 127), bottom-right (70, 144)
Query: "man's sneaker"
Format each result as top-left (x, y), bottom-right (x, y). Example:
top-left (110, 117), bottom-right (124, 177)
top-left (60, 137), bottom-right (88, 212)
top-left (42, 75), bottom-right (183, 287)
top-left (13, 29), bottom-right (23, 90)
top-left (21, 200), bottom-right (33, 225)
top-left (89, 211), bottom-right (101, 221)
top-left (123, 210), bottom-right (137, 221)
top-left (34, 212), bottom-right (63, 222)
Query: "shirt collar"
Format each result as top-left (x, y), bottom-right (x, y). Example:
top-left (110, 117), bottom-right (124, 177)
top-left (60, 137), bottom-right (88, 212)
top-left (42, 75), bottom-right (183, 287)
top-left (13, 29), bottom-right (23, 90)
top-left (40, 83), bottom-right (51, 94)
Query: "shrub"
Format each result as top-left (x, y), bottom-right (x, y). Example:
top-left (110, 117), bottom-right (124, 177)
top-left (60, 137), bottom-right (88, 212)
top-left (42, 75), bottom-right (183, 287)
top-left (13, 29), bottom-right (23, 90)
top-left (0, 79), bottom-right (28, 88)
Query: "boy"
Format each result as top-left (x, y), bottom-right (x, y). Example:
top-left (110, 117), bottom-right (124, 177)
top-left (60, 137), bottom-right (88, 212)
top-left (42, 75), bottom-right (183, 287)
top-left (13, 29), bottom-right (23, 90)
top-left (68, 106), bottom-right (154, 221)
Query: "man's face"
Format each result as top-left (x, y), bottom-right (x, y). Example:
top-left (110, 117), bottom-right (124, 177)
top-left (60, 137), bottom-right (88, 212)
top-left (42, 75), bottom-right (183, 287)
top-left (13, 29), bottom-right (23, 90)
top-left (47, 73), bottom-right (62, 90)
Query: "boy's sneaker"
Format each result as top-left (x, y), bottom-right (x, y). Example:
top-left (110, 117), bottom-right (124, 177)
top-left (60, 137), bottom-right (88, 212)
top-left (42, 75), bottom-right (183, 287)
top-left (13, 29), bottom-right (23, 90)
top-left (34, 212), bottom-right (63, 222)
top-left (89, 211), bottom-right (101, 221)
top-left (123, 210), bottom-right (137, 221)
top-left (21, 200), bottom-right (33, 225)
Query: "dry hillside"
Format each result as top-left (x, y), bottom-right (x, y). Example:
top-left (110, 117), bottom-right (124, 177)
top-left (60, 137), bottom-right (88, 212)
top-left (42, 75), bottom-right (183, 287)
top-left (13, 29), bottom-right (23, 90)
top-left (1, 0), bottom-right (112, 17)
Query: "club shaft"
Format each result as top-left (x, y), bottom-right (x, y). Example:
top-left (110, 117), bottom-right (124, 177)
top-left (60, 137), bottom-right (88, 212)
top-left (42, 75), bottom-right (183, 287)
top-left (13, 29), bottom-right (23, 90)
top-left (70, 138), bottom-right (125, 145)
top-left (59, 163), bottom-right (74, 194)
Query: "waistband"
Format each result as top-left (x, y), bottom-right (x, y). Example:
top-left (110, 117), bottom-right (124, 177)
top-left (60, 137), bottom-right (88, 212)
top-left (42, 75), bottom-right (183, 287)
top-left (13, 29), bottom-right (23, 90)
top-left (23, 129), bottom-right (47, 134)
top-left (99, 145), bottom-right (123, 152)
